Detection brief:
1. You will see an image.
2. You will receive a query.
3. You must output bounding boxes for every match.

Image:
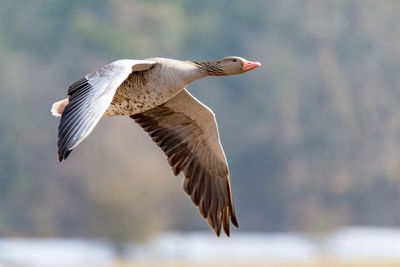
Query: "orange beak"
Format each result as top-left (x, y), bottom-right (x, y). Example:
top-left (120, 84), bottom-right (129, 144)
top-left (242, 60), bottom-right (261, 71)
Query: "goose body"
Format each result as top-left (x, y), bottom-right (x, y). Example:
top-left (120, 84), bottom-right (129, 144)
top-left (52, 56), bottom-right (261, 236)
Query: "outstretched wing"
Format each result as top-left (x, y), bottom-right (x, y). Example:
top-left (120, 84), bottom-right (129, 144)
top-left (131, 89), bottom-right (238, 236)
top-left (58, 59), bottom-right (155, 161)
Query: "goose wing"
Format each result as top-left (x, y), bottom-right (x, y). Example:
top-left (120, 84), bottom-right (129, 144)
top-left (58, 59), bottom-right (155, 161)
top-left (131, 89), bottom-right (238, 236)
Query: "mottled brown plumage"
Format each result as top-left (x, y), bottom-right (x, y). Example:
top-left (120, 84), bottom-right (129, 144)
top-left (51, 56), bottom-right (261, 236)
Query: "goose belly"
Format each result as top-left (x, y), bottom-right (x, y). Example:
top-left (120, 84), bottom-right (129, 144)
top-left (103, 92), bottom-right (164, 116)
top-left (103, 81), bottom-right (181, 117)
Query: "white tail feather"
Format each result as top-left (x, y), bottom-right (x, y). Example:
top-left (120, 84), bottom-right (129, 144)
top-left (51, 99), bottom-right (69, 117)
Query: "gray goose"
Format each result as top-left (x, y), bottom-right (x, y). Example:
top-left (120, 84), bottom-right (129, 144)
top-left (51, 56), bottom-right (261, 236)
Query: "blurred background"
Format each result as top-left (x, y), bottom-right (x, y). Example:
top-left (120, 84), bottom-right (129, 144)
top-left (1, 0), bottom-right (400, 266)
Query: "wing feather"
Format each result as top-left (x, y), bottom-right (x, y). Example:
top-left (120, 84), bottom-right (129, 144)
top-left (131, 89), bottom-right (238, 236)
top-left (58, 59), bottom-right (155, 161)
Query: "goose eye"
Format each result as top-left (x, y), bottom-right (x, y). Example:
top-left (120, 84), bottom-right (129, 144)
top-left (232, 59), bottom-right (237, 62)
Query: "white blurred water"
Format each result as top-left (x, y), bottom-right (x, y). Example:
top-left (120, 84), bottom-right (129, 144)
top-left (1, 226), bottom-right (400, 266)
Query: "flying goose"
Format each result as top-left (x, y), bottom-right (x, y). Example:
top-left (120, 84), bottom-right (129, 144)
top-left (51, 56), bottom-right (261, 236)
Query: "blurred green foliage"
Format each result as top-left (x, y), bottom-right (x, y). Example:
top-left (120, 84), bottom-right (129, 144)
top-left (1, 0), bottom-right (400, 244)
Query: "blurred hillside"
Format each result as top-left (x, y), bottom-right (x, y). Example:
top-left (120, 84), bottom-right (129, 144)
top-left (1, 0), bottom-right (400, 243)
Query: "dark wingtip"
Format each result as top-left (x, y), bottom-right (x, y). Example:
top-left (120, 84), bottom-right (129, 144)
top-left (64, 149), bottom-right (72, 160)
top-left (58, 147), bottom-right (72, 162)
top-left (223, 222), bottom-right (230, 237)
top-left (215, 217), bottom-right (222, 237)
top-left (58, 146), bottom-right (64, 162)
top-left (231, 215), bottom-right (239, 228)
top-left (215, 228), bottom-right (221, 237)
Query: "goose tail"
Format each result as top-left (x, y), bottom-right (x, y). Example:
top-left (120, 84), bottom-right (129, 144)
top-left (51, 98), bottom-right (69, 117)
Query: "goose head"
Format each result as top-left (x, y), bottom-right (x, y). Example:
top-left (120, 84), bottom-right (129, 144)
top-left (219, 56), bottom-right (261, 75)
top-left (192, 56), bottom-right (261, 76)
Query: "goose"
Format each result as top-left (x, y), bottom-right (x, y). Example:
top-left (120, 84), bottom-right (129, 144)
top-left (51, 56), bottom-right (261, 236)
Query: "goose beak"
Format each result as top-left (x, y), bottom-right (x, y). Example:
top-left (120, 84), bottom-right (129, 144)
top-left (242, 60), bottom-right (261, 71)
